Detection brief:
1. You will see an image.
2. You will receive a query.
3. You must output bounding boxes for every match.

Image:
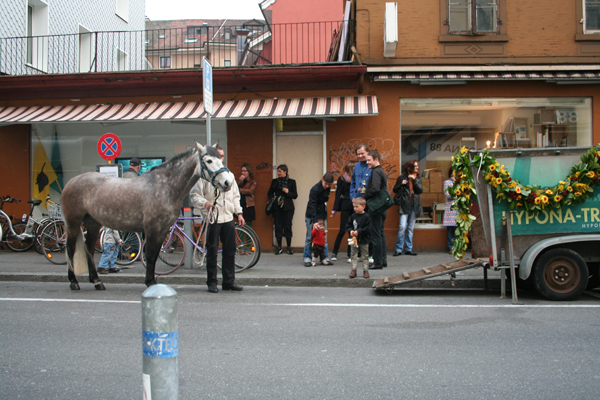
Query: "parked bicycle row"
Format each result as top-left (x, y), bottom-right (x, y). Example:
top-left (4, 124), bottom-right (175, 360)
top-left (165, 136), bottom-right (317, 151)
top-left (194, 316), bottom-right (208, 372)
top-left (1, 195), bottom-right (260, 274)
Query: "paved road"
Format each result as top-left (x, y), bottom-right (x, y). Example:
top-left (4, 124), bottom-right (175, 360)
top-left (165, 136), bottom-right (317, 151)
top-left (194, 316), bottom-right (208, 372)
top-left (1, 282), bottom-right (599, 399)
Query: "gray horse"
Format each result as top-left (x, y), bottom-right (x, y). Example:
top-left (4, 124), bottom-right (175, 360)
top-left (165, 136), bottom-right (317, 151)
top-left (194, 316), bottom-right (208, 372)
top-left (61, 142), bottom-right (234, 290)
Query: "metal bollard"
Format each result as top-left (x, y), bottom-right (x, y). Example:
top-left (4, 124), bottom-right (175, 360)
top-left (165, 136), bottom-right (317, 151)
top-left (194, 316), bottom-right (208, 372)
top-left (142, 284), bottom-right (179, 400)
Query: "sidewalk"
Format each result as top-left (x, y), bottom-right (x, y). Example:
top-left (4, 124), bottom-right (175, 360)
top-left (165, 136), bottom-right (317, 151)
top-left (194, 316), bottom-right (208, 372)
top-left (0, 248), bottom-right (500, 290)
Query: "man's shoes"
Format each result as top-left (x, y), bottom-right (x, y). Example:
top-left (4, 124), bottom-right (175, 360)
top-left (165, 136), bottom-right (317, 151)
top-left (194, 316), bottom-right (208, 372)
top-left (382, 262), bottom-right (387, 268)
top-left (405, 251), bottom-right (418, 256)
top-left (331, 254), bottom-right (338, 261)
top-left (108, 267), bottom-right (120, 273)
top-left (304, 262), bottom-right (312, 267)
top-left (393, 251), bottom-right (402, 256)
top-left (207, 285), bottom-right (219, 293)
top-left (287, 248), bottom-right (294, 255)
top-left (222, 284), bottom-right (243, 291)
top-left (363, 270), bottom-right (370, 278)
top-left (275, 247), bottom-right (283, 255)
top-left (321, 260), bottom-right (333, 265)
top-left (98, 268), bottom-right (108, 274)
top-left (349, 270), bottom-right (357, 278)
top-left (369, 264), bottom-right (383, 270)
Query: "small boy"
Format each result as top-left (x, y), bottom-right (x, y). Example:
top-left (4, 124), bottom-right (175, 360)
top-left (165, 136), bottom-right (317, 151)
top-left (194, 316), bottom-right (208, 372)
top-left (98, 227), bottom-right (122, 274)
top-left (310, 219), bottom-right (332, 266)
top-left (346, 197), bottom-right (372, 278)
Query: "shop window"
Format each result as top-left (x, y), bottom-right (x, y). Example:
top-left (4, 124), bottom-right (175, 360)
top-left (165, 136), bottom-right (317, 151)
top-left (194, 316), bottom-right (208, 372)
top-left (440, 0), bottom-right (507, 42)
top-left (160, 56), bottom-right (171, 69)
top-left (400, 97), bottom-right (592, 180)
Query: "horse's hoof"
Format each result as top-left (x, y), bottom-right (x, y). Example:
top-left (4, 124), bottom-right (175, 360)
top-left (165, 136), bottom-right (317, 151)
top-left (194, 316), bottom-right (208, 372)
top-left (70, 283), bottom-right (80, 290)
top-left (94, 281), bottom-right (106, 290)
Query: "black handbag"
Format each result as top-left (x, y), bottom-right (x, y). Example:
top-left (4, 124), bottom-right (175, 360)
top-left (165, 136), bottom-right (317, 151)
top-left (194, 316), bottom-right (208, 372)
top-left (265, 197), bottom-right (275, 215)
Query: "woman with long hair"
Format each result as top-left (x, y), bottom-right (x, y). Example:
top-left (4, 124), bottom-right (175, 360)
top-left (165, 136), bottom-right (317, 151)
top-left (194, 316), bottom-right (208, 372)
top-left (267, 164), bottom-right (298, 254)
top-left (238, 163), bottom-right (257, 227)
top-left (392, 159), bottom-right (423, 256)
top-left (330, 160), bottom-right (356, 262)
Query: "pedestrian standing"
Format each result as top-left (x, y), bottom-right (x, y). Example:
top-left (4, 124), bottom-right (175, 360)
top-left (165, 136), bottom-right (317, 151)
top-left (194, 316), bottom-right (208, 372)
top-left (443, 167), bottom-right (457, 254)
top-left (392, 159), bottom-right (423, 256)
top-left (331, 160), bottom-right (356, 262)
top-left (303, 172), bottom-right (334, 267)
top-left (310, 219), bottom-right (328, 266)
top-left (98, 227), bottom-right (122, 274)
top-left (364, 150), bottom-right (388, 270)
top-left (267, 164), bottom-right (298, 255)
top-left (347, 197), bottom-right (371, 278)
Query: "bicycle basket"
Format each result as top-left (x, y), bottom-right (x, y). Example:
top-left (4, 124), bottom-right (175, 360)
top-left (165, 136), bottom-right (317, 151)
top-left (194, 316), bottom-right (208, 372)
top-left (48, 203), bottom-right (63, 219)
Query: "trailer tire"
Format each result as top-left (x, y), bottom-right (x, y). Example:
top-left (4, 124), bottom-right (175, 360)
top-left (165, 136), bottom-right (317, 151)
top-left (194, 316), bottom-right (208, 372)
top-left (532, 248), bottom-right (589, 301)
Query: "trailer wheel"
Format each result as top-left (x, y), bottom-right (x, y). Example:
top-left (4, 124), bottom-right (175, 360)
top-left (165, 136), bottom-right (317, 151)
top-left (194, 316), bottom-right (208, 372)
top-left (532, 248), bottom-right (589, 301)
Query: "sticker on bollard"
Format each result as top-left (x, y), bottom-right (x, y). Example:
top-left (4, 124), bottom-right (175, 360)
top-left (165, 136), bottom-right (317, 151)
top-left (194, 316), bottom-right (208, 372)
top-left (143, 330), bottom-right (179, 358)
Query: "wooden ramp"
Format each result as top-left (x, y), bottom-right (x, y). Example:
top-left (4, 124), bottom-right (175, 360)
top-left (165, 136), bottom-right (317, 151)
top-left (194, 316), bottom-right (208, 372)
top-left (372, 258), bottom-right (486, 290)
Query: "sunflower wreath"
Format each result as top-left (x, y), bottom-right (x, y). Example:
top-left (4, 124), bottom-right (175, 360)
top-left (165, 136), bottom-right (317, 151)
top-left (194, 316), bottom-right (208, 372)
top-left (448, 144), bottom-right (600, 259)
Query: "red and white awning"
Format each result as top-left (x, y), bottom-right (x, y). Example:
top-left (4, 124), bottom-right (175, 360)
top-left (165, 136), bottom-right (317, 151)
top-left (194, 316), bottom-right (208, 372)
top-left (0, 95), bottom-right (378, 124)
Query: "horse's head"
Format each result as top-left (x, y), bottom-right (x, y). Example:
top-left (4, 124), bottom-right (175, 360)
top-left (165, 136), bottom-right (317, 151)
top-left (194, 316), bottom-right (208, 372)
top-left (196, 142), bottom-right (235, 192)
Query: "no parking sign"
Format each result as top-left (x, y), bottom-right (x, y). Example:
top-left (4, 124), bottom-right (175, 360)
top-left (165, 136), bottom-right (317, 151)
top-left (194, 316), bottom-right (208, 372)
top-left (97, 133), bottom-right (122, 161)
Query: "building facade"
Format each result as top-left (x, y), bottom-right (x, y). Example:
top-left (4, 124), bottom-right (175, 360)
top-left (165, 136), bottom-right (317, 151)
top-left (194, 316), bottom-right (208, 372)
top-left (1, 0), bottom-right (599, 253)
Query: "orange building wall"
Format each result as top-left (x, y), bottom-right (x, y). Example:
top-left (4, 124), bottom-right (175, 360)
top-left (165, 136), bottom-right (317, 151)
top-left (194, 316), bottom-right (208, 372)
top-left (356, 0), bottom-right (583, 61)
top-left (0, 125), bottom-right (31, 218)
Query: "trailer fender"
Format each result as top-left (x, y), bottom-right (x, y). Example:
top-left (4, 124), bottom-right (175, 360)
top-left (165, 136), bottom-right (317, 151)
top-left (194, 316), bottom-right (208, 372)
top-left (519, 234), bottom-right (600, 280)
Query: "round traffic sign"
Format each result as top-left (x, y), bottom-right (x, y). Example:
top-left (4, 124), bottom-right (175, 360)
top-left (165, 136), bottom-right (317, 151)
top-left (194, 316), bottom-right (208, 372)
top-left (97, 133), bottom-right (122, 161)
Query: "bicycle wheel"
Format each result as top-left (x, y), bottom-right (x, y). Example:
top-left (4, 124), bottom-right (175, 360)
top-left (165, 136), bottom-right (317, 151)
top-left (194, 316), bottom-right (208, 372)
top-left (234, 225), bottom-right (261, 271)
top-left (40, 220), bottom-right (67, 265)
top-left (115, 231), bottom-right (142, 265)
top-left (34, 218), bottom-right (54, 254)
top-left (5, 221), bottom-right (34, 252)
top-left (140, 229), bottom-right (186, 275)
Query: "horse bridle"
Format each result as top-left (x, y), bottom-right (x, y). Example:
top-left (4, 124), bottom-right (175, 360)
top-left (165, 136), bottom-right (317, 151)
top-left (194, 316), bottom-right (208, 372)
top-left (199, 152), bottom-right (230, 187)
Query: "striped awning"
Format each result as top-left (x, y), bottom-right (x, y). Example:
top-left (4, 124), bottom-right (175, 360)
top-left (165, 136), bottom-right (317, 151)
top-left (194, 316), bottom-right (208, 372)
top-left (372, 70), bottom-right (600, 85)
top-left (0, 95), bottom-right (378, 124)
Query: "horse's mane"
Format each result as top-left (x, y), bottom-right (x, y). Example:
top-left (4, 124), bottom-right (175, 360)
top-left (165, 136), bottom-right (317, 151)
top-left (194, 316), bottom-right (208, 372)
top-left (204, 145), bottom-right (221, 158)
top-left (148, 148), bottom-right (196, 173)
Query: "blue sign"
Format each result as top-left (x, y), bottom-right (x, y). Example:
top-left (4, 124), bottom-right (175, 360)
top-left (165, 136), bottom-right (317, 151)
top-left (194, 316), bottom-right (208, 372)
top-left (203, 57), bottom-right (213, 114)
top-left (143, 330), bottom-right (178, 358)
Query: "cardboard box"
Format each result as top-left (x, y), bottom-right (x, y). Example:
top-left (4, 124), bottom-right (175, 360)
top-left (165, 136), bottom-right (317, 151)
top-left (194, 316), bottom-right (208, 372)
top-left (420, 193), bottom-right (438, 208)
top-left (421, 178), bottom-right (430, 193)
top-left (429, 171), bottom-right (443, 193)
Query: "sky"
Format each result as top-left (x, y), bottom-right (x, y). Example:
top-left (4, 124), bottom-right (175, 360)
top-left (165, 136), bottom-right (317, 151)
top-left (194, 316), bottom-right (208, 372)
top-left (145, 0), bottom-right (265, 21)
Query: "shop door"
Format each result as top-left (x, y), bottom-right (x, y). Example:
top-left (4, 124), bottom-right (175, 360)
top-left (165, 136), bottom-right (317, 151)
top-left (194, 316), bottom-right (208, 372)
top-left (275, 134), bottom-right (324, 247)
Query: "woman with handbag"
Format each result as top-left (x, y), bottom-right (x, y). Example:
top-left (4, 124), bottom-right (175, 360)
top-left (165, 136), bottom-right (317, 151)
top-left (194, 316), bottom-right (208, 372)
top-left (392, 159), bottom-right (423, 256)
top-left (238, 163), bottom-right (257, 227)
top-left (330, 160), bottom-right (356, 262)
top-left (267, 164), bottom-right (298, 255)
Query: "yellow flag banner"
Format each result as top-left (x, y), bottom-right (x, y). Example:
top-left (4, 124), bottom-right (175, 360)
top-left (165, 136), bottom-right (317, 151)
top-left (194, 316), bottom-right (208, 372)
top-left (33, 139), bottom-right (58, 208)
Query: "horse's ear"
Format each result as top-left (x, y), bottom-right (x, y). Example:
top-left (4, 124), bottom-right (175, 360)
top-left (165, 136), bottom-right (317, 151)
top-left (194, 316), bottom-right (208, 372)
top-left (196, 142), bottom-right (205, 154)
top-left (213, 140), bottom-right (220, 148)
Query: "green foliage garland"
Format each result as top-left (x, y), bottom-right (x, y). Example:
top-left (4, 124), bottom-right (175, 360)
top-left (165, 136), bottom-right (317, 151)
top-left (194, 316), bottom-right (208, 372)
top-left (448, 144), bottom-right (600, 259)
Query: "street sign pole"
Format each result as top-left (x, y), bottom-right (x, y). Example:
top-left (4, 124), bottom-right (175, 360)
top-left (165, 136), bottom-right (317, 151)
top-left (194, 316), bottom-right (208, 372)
top-left (203, 57), bottom-right (213, 145)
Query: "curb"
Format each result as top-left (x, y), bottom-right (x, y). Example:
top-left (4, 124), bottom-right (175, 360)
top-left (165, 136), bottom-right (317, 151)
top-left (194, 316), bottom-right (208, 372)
top-left (0, 272), bottom-right (501, 289)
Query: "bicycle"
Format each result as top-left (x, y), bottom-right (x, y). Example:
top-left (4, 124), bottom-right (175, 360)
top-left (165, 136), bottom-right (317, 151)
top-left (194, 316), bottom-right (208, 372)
top-left (0, 196), bottom-right (27, 249)
top-left (95, 227), bottom-right (142, 266)
top-left (2, 195), bottom-right (61, 253)
top-left (140, 213), bottom-right (261, 275)
top-left (39, 217), bottom-right (68, 265)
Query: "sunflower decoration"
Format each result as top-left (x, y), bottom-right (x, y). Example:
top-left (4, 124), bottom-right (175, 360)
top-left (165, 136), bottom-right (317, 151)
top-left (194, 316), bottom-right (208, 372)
top-left (449, 144), bottom-right (600, 260)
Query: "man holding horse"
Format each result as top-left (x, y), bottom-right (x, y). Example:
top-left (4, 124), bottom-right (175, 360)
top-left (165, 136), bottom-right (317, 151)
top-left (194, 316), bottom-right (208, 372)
top-left (190, 146), bottom-right (245, 293)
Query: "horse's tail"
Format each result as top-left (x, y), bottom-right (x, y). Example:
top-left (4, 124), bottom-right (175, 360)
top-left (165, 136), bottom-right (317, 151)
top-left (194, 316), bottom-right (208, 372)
top-left (67, 229), bottom-right (88, 276)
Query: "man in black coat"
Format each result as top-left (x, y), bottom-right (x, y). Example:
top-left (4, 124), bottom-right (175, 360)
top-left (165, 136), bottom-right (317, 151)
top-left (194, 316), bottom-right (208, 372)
top-left (364, 150), bottom-right (388, 269)
top-left (303, 172), bottom-right (334, 267)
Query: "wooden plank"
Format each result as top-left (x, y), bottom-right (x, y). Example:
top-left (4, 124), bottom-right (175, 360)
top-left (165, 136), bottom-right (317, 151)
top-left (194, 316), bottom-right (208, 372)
top-left (402, 271), bottom-right (410, 279)
top-left (422, 268), bottom-right (432, 275)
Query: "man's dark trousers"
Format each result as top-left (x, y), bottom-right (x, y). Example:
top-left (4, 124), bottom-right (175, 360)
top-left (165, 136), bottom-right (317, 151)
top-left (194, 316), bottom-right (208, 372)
top-left (206, 221), bottom-right (236, 287)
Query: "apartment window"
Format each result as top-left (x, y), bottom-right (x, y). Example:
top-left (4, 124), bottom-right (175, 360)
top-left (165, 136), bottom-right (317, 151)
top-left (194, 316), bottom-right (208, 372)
top-left (26, 0), bottom-right (49, 72)
top-left (584, 0), bottom-right (600, 33)
top-left (187, 26), bottom-right (207, 35)
top-left (448, 0), bottom-right (498, 34)
top-left (160, 56), bottom-right (171, 69)
top-left (224, 29), bottom-right (232, 39)
top-left (224, 59), bottom-right (231, 66)
top-left (116, 0), bottom-right (129, 22)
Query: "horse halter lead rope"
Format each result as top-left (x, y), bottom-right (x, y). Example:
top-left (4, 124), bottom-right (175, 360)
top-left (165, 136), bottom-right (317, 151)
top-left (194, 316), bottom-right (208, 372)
top-left (192, 186), bottom-right (223, 266)
top-left (199, 153), bottom-right (230, 187)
